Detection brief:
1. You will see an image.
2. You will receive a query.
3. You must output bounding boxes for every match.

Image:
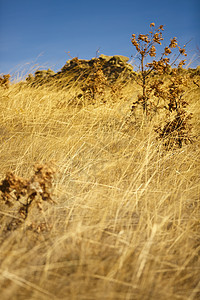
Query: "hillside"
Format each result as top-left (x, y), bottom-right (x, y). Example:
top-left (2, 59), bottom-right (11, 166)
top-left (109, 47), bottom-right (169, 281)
top-left (0, 63), bottom-right (200, 299)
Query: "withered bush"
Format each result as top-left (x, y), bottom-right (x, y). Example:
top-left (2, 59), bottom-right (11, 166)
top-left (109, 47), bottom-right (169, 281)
top-left (130, 23), bottom-right (194, 148)
top-left (0, 163), bottom-right (56, 226)
top-left (154, 68), bottom-right (194, 148)
top-left (80, 60), bottom-right (109, 104)
top-left (0, 74), bottom-right (10, 88)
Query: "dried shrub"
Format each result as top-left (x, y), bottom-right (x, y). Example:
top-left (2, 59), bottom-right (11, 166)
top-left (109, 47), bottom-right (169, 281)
top-left (155, 68), bottom-right (194, 148)
top-left (80, 60), bottom-right (108, 104)
top-left (130, 23), bottom-right (194, 148)
top-left (0, 74), bottom-right (10, 89)
top-left (0, 163), bottom-right (56, 225)
top-left (110, 81), bottom-right (125, 102)
top-left (155, 110), bottom-right (193, 149)
top-left (131, 23), bottom-right (187, 114)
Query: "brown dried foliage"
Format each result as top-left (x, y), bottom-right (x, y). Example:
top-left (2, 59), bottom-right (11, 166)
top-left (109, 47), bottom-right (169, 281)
top-left (155, 110), bottom-right (193, 149)
top-left (0, 163), bottom-right (56, 222)
top-left (0, 74), bottom-right (10, 88)
top-left (81, 60), bottom-right (108, 104)
top-left (131, 23), bottom-right (193, 148)
top-left (131, 23), bottom-right (187, 113)
top-left (154, 69), bottom-right (194, 148)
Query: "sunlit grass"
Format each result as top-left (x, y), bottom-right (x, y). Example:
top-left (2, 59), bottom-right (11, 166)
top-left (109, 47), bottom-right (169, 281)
top-left (0, 76), bottom-right (199, 299)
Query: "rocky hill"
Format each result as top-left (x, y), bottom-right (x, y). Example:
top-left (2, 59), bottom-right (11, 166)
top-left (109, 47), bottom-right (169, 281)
top-left (26, 54), bottom-right (136, 88)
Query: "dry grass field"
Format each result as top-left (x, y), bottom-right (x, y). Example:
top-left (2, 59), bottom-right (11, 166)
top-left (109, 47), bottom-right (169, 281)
top-left (0, 73), bottom-right (200, 299)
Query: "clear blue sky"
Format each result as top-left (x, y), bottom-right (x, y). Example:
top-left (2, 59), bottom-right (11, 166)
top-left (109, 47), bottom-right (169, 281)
top-left (0, 0), bottom-right (199, 76)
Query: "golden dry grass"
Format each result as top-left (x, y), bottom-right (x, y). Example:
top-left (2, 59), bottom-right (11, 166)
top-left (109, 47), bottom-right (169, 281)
top-left (0, 77), bottom-right (200, 300)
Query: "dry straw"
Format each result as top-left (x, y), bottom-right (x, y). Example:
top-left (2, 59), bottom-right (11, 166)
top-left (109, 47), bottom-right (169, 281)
top-left (0, 23), bottom-right (199, 300)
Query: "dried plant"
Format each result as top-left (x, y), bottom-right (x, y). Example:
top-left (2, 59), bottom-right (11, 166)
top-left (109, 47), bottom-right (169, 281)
top-left (0, 74), bottom-right (10, 88)
top-left (81, 60), bottom-right (108, 104)
top-left (131, 23), bottom-right (193, 148)
top-left (154, 68), bottom-right (194, 148)
top-left (0, 163), bottom-right (56, 223)
top-left (155, 109), bottom-right (193, 149)
top-left (131, 23), bottom-right (187, 114)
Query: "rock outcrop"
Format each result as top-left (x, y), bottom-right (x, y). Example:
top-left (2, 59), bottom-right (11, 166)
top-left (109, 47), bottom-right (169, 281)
top-left (26, 69), bottom-right (55, 85)
top-left (26, 54), bottom-right (136, 87)
top-left (59, 54), bottom-right (134, 82)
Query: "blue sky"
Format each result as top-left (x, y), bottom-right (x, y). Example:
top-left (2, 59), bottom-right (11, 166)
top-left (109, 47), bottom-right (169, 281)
top-left (0, 0), bottom-right (199, 76)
